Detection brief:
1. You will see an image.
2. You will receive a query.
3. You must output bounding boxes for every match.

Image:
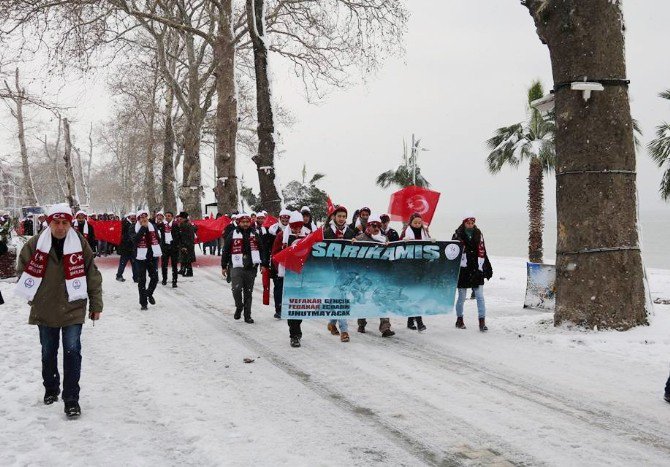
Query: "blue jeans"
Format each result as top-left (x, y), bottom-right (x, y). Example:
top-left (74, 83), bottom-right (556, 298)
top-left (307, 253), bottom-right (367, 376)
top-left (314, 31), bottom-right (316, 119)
top-left (38, 324), bottom-right (82, 402)
top-left (117, 254), bottom-right (138, 281)
top-left (329, 319), bottom-right (349, 332)
top-left (456, 286), bottom-right (486, 319)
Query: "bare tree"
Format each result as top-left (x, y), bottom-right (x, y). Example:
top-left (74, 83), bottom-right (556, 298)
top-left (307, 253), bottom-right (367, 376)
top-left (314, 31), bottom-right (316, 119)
top-left (522, 0), bottom-right (647, 330)
top-left (62, 118), bottom-right (80, 210)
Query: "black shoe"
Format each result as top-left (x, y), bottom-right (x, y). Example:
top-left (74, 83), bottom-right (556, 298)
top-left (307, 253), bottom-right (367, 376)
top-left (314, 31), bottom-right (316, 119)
top-left (172, 282), bottom-right (177, 288)
top-left (161, 279), bottom-right (167, 286)
top-left (148, 295), bottom-right (156, 305)
top-left (44, 390), bottom-right (60, 405)
top-left (234, 310), bottom-right (242, 320)
top-left (479, 318), bottom-right (488, 332)
top-left (357, 325), bottom-right (366, 334)
top-left (185, 269), bottom-right (193, 277)
top-left (64, 401), bottom-right (81, 418)
top-left (664, 393), bottom-right (670, 404)
top-left (273, 313), bottom-right (281, 319)
top-left (140, 305), bottom-right (148, 310)
top-left (455, 317), bottom-right (466, 329)
top-left (381, 329), bottom-right (395, 338)
top-left (116, 276), bottom-right (125, 282)
top-left (417, 323), bottom-right (427, 332)
top-left (290, 337), bottom-right (301, 348)
top-left (407, 322), bottom-right (417, 330)
top-left (244, 317), bottom-right (254, 324)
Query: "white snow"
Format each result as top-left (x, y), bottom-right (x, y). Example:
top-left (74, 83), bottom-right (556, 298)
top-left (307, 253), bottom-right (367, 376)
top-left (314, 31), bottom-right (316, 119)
top-left (1, 256), bottom-right (670, 466)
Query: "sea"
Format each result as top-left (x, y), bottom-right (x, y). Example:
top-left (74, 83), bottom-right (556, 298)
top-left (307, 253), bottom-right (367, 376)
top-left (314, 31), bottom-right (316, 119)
top-left (426, 210), bottom-right (669, 270)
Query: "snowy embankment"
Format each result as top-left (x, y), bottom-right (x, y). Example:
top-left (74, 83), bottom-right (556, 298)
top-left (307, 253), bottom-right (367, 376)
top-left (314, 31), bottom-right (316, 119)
top-left (1, 256), bottom-right (669, 466)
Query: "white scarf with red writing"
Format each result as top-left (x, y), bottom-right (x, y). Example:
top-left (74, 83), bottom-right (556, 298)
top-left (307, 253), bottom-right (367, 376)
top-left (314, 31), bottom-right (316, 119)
top-left (135, 222), bottom-right (162, 260)
top-left (163, 220), bottom-right (174, 244)
top-left (15, 228), bottom-right (88, 302)
top-left (231, 229), bottom-right (261, 268)
top-left (75, 221), bottom-right (90, 240)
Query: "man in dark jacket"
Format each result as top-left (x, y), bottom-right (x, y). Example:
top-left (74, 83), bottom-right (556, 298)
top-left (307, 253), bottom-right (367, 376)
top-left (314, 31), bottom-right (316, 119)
top-left (452, 214), bottom-right (492, 331)
top-left (177, 212), bottom-right (197, 277)
top-left (116, 212), bottom-right (138, 282)
top-left (16, 203), bottom-right (103, 418)
top-left (221, 213), bottom-right (265, 323)
top-left (156, 211), bottom-right (181, 287)
top-left (324, 205), bottom-right (356, 240)
top-left (380, 214), bottom-right (400, 242)
top-left (74, 210), bottom-right (96, 253)
top-left (131, 210), bottom-right (161, 310)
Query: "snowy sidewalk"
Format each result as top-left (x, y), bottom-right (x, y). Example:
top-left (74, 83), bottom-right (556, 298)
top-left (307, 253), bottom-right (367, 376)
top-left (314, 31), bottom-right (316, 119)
top-left (1, 256), bottom-right (670, 466)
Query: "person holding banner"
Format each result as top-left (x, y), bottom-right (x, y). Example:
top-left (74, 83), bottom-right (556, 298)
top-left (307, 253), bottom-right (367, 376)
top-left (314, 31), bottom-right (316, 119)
top-left (221, 213), bottom-right (265, 323)
top-left (354, 214), bottom-right (396, 337)
top-left (301, 206), bottom-right (318, 232)
top-left (267, 209), bottom-right (292, 319)
top-left (272, 211), bottom-right (308, 347)
top-left (15, 203), bottom-right (103, 418)
top-left (380, 214), bottom-right (400, 242)
top-left (452, 214), bottom-right (493, 332)
top-left (350, 207), bottom-right (371, 234)
top-left (132, 210), bottom-right (162, 310)
top-left (401, 213), bottom-right (431, 332)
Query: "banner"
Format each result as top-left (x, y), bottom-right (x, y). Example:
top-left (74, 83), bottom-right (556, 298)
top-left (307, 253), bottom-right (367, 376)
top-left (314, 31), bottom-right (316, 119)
top-left (388, 186), bottom-right (441, 225)
top-left (282, 239), bottom-right (462, 319)
top-left (523, 262), bottom-right (556, 311)
top-left (88, 220), bottom-right (122, 245)
top-left (192, 216), bottom-right (231, 244)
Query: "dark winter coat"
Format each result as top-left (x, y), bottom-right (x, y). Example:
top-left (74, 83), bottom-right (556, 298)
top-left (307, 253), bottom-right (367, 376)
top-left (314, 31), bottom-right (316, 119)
top-left (117, 219), bottom-right (135, 256)
top-left (323, 223), bottom-right (356, 240)
top-left (178, 221), bottom-right (198, 263)
top-left (156, 221), bottom-right (181, 254)
top-left (383, 227), bottom-right (400, 242)
top-left (16, 231), bottom-right (104, 327)
top-left (452, 225), bottom-right (493, 289)
top-left (221, 227), bottom-right (266, 270)
top-left (74, 221), bottom-right (96, 251)
top-left (131, 224), bottom-right (157, 260)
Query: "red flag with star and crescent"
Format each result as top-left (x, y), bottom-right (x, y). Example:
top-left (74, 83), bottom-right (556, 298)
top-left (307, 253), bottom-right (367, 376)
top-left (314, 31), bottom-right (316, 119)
top-left (272, 227), bottom-right (324, 274)
top-left (388, 186), bottom-right (441, 225)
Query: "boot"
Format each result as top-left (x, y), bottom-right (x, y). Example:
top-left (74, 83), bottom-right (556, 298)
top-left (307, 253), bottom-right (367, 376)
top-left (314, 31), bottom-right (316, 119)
top-left (455, 316), bottom-right (466, 329)
top-left (44, 389), bottom-right (60, 405)
top-left (185, 267), bottom-right (193, 277)
top-left (290, 337), bottom-right (301, 348)
top-left (64, 401), bottom-right (81, 418)
top-left (327, 323), bottom-right (340, 335)
top-left (234, 309), bottom-right (242, 320)
top-left (340, 332), bottom-right (350, 343)
top-left (161, 278), bottom-right (167, 286)
top-left (244, 317), bottom-right (254, 324)
top-left (479, 317), bottom-right (488, 332)
top-left (664, 393), bottom-right (670, 404)
top-left (172, 281), bottom-right (177, 288)
top-left (407, 317), bottom-right (417, 330)
top-left (416, 317), bottom-right (426, 332)
top-left (357, 325), bottom-right (366, 334)
top-left (381, 329), bottom-right (395, 338)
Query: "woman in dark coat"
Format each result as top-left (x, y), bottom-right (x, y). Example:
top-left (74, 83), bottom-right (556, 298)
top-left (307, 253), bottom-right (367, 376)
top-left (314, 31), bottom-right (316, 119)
top-left (177, 212), bottom-right (197, 276)
top-left (452, 214), bottom-right (492, 331)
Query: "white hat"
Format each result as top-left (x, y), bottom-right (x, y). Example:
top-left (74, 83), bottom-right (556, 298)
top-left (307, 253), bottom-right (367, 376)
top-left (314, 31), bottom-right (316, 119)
top-left (279, 208), bottom-right (291, 217)
top-left (237, 212), bottom-right (251, 220)
top-left (126, 212), bottom-right (136, 218)
top-left (137, 209), bottom-right (149, 218)
top-left (75, 210), bottom-right (87, 217)
top-left (462, 212), bottom-right (476, 222)
top-left (300, 206), bottom-right (311, 213)
top-left (261, 210), bottom-right (268, 216)
top-left (368, 214), bottom-right (382, 224)
top-left (47, 203), bottom-right (73, 222)
top-left (289, 211), bottom-right (304, 225)
top-left (257, 211), bottom-right (266, 218)
top-left (156, 210), bottom-right (165, 217)
top-left (250, 211), bottom-right (257, 216)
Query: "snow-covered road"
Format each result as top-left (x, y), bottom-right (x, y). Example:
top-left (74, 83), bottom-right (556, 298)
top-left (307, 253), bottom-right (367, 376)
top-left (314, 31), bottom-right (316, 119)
top-left (2, 256), bottom-right (670, 466)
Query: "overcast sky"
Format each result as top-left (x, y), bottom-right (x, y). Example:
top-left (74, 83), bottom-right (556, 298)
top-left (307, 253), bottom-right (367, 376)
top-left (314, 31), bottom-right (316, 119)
top-left (2, 0), bottom-right (669, 235)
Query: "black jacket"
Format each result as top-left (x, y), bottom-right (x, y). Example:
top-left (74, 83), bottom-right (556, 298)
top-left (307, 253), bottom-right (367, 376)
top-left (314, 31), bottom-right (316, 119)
top-left (452, 225), bottom-right (493, 289)
top-left (74, 221), bottom-right (96, 251)
top-left (156, 221), bottom-right (181, 253)
top-left (117, 219), bottom-right (135, 256)
top-left (221, 227), bottom-right (265, 270)
top-left (323, 223), bottom-right (356, 240)
top-left (178, 221), bottom-right (198, 263)
top-left (383, 227), bottom-right (400, 242)
top-left (130, 225), bottom-right (157, 260)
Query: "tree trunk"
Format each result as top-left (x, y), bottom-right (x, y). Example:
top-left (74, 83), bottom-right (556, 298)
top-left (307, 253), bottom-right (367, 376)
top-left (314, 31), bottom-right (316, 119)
top-left (247, 0), bottom-right (281, 214)
top-left (179, 117), bottom-right (203, 218)
top-left (528, 157), bottom-right (544, 264)
top-left (144, 68), bottom-right (159, 213)
top-left (524, 0), bottom-right (647, 329)
top-left (12, 69), bottom-right (38, 206)
top-left (162, 85), bottom-right (177, 213)
top-left (85, 123), bottom-right (94, 206)
top-left (62, 118), bottom-right (80, 211)
top-left (213, 4), bottom-right (239, 215)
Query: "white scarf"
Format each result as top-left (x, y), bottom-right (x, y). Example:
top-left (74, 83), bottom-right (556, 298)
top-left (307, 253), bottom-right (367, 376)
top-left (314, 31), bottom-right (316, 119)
top-left (135, 221), bottom-right (162, 260)
top-left (231, 229), bottom-right (261, 268)
top-left (75, 221), bottom-right (90, 239)
top-left (283, 225), bottom-right (310, 245)
top-left (269, 222), bottom-right (286, 236)
top-left (403, 226), bottom-right (431, 240)
top-left (163, 220), bottom-right (174, 244)
top-left (369, 232), bottom-right (387, 243)
top-left (15, 228), bottom-right (88, 302)
top-left (277, 235), bottom-right (304, 278)
top-left (329, 220), bottom-right (348, 238)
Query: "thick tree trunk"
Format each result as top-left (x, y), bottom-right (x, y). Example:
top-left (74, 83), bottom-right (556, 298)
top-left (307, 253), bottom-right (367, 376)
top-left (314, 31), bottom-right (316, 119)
top-left (247, 0), bottom-right (281, 214)
top-left (162, 86), bottom-right (177, 213)
top-left (179, 118), bottom-right (203, 218)
top-left (62, 118), bottom-right (80, 211)
top-left (528, 157), bottom-right (544, 264)
top-left (524, 0), bottom-right (647, 329)
top-left (11, 69), bottom-right (38, 206)
top-left (144, 73), bottom-right (159, 213)
top-left (213, 4), bottom-right (239, 215)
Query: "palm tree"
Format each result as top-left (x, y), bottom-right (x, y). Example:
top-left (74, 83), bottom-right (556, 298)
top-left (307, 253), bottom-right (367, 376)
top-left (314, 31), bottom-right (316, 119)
top-left (376, 135), bottom-right (430, 189)
top-left (486, 80), bottom-right (555, 264)
top-left (648, 89), bottom-right (670, 201)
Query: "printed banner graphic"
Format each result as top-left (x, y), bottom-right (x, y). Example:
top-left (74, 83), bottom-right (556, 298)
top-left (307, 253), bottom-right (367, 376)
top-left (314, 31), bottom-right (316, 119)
top-left (282, 240), bottom-right (462, 319)
top-left (523, 262), bottom-right (556, 311)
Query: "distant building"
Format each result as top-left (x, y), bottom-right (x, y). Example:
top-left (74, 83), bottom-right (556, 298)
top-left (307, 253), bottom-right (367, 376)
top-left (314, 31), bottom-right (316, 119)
top-left (0, 159), bottom-right (26, 216)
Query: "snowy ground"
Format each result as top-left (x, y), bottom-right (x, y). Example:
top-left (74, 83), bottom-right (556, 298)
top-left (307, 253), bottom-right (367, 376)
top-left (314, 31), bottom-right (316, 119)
top-left (1, 255), bottom-right (669, 466)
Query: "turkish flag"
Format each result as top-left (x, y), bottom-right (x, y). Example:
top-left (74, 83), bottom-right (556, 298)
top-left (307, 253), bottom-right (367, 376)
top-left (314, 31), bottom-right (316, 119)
top-left (192, 216), bottom-right (231, 244)
top-left (272, 227), bottom-right (324, 274)
top-left (89, 220), bottom-right (122, 245)
top-left (326, 197), bottom-right (335, 216)
top-left (263, 214), bottom-right (278, 228)
top-left (388, 186), bottom-right (441, 225)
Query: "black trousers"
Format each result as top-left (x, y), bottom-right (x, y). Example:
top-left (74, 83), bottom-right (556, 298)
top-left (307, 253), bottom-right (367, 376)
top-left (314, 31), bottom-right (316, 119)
top-left (665, 372), bottom-right (670, 395)
top-left (288, 320), bottom-right (303, 339)
top-left (137, 258), bottom-right (159, 306)
top-left (273, 277), bottom-right (283, 315)
top-left (231, 268), bottom-right (257, 318)
top-left (161, 248), bottom-right (179, 284)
